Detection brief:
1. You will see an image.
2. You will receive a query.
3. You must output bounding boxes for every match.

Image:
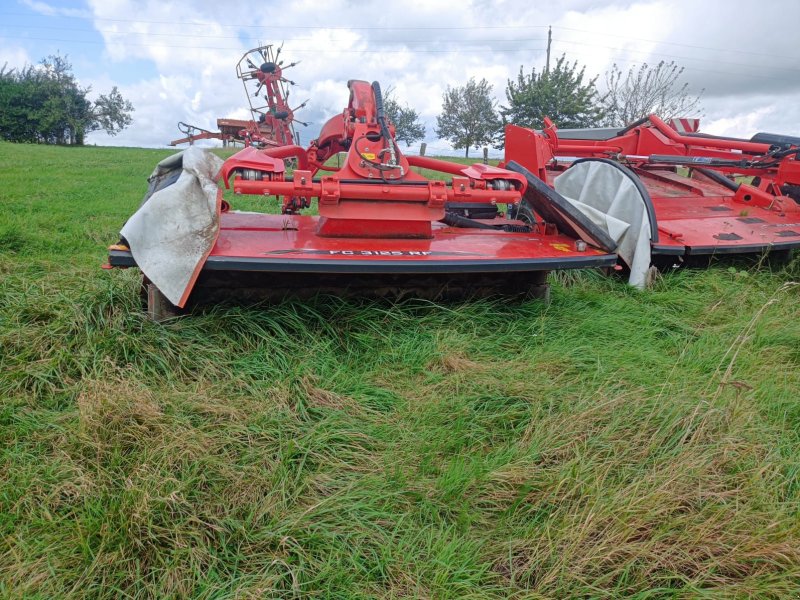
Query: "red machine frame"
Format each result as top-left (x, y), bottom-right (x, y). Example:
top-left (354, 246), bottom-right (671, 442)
top-left (219, 81), bottom-right (531, 239)
top-left (111, 79), bottom-right (617, 310)
top-left (503, 115), bottom-right (800, 259)
top-left (111, 80), bottom-right (800, 314)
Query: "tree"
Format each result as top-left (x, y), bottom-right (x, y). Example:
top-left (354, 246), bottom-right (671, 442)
top-left (499, 55), bottom-right (604, 138)
top-left (600, 61), bottom-right (703, 127)
top-left (0, 64), bottom-right (44, 142)
top-left (39, 54), bottom-right (93, 145)
top-left (435, 77), bottom-right (500, 157)
top-left (91, 87), bottom-right (134, 140)
top-left (0, 53), bottom-right (134, 145)
top-left (383, 87), bottom-right (425, 147)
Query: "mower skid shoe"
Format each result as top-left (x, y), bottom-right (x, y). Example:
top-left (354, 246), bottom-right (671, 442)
top-left (144, 282), bottom-right (181, 322)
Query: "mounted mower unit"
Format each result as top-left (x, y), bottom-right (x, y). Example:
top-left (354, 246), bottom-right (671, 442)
top-left (109, 80), bottom-right (617, 318)
top-left (169, 44), bottom-right (307, 148)
top-left (503, 116), bottom-right (800, 285)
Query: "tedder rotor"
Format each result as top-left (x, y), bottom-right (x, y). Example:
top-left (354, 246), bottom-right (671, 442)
top-left (169, 44), bottom-right (308, 149)
top-left (109, 80), bottom-right (617, 319)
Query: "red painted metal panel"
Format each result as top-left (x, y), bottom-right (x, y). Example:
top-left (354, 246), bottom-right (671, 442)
top-left (211, 212), bottom-right (610, 263)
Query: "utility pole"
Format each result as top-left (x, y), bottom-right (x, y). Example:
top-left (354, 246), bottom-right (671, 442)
top-left (545, 25), bottom-right (552, 75)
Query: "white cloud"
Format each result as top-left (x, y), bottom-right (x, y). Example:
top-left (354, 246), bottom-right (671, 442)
top-left (20, 0), bottom-right (92, 18)
top-left (704, 106), bottom-right (775, 138)
top-left (0, 42), bottom-right (31, 70)
top-left (62, 0), bottom-right (800, 150)
top-left (703, 94), bottom-right (800, 138)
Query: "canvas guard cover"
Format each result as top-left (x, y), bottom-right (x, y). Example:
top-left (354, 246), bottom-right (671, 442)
top-left (120, 147), bottom-right (224, 307)
top-left (554, 160), bottom-right (653, 288)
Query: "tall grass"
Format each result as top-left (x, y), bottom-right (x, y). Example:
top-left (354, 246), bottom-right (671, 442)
top-left (1, 141), bottom-right (800, 598)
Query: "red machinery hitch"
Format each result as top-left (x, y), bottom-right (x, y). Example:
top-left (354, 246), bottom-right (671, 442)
top-left (220, 80), bottom-right (529, 239)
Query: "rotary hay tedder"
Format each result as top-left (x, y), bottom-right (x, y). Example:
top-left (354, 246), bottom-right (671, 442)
top-left (107, 78), bottom-right (800, 318)
top-left (169, 45), bottom-right (308, 148)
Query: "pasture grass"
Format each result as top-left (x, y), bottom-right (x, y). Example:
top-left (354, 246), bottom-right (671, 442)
top-left (1, 141), bottom-right (800, 598)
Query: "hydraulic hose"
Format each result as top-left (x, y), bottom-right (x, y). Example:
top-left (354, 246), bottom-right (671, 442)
top-left (371, 81), bottom-right (403, 176)
top-left (439, 212), bottom-right (531, 233)
top-left (371, 81), bottom-right (392, 143)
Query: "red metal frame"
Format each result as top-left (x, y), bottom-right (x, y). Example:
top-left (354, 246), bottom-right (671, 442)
top-left (502, 116), bottom-right (800, 258)
top-left (220, 80), bottom-right (531, 240)
top-left (113, 87), bottom-right (799, 308)
top-left (108, 79), bottom-right (626, 307)
top-left (508, 115), bottom-right (799, 184)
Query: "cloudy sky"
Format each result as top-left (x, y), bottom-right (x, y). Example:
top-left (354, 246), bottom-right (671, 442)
top-left (2, 0), bottom-right (799, 154)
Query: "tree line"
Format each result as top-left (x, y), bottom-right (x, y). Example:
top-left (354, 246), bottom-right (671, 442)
top-left (0, 52), bottom-right (698, 154)
top-left (0, 54), bottom-right (134, 145)
top-left (390, 55), bottom-right (702, 157)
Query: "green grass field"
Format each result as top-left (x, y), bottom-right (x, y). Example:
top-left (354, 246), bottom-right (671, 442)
top-left (1, 141), bottom-right (800, 598)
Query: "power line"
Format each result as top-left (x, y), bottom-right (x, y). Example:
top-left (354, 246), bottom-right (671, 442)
top-left (4, 7), bottom-right (798, 62)
top-left (3, 27), bottom-right (787, 75)
top-left (4, 31), bottom-right (788, 87)
top-left (550, 46), bottom-right (792, 85)
top-left (555, 25), bottom-right (795, 60)
top-left (0, 34), bottom-right (546, 54)
top-left (0, 23), bottom-right (547, 45)
top-left (2, 10), bottom-right (796, 80)
top-left (551, 37), bottom-right (800, 74)
top-left (0, 11), bottom-right (551, 31)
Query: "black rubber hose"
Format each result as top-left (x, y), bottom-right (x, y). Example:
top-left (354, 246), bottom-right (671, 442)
top-left (693, 167), bottom-right (740, 192)
top-left (617, 115), bottom-right (652, 136)
top-left (372, 81), bottom-right (384, 118)
top-left (440, 212), bottom-right (497, 230)
top-left (439, 212), bottom-right (532, 233)
top-left (371, 81), bottom-right (393, 142)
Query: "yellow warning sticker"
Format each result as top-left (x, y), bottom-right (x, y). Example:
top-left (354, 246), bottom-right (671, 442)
top-left (362, 153), bottom-right (376, 160)
top-left (551, 243), bottom-right (572, 252)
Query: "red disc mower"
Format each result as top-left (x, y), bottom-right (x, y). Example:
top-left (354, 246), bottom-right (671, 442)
top-left (109, 80), bottom-right (618, 317)
top-left (109, 79), bottom-right (800, 317)
top-left (502, 115), bottom-right (800, 279)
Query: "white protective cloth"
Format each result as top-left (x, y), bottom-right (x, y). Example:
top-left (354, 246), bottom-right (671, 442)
top-left (121, 147), bottom-right (223, 307)
top-left (554, 161), bottom-right (653, 288)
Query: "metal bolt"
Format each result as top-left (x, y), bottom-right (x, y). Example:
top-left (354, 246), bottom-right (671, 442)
top-left (300, 176), bottom-right (306, 185)
top-left (575, 240), bottom-right (587, 252)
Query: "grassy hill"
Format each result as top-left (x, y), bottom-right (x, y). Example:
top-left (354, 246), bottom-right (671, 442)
top-left (1, 141), bottom-right (800, 598)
